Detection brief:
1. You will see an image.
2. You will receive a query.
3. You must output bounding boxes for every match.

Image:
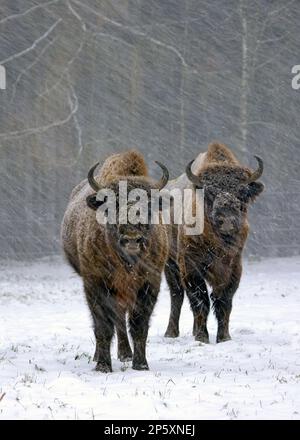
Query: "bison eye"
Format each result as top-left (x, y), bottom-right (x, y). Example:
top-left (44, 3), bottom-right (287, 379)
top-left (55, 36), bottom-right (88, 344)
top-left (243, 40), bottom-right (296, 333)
top-left (216, 217), bottom-right (224, 226)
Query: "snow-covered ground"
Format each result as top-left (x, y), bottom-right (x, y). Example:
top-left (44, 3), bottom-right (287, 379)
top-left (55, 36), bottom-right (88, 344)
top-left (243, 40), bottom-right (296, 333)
top-left (1, 256), bottom-right (300, 420)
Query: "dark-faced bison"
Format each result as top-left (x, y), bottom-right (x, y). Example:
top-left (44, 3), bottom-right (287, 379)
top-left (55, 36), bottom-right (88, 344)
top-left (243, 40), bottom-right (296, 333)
top-left (165, 142), bottom-right (264, 343)
top-left (61, 150), bottom-right (169, 372)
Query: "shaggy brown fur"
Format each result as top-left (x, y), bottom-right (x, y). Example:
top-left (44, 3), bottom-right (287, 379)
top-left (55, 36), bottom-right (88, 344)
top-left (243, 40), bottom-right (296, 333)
top-left (99, 149), bottom-right (149, 184)
top-left (165, 142), bottom-right (264, 343)
top-left (61, 150), bottom-right (168, 372)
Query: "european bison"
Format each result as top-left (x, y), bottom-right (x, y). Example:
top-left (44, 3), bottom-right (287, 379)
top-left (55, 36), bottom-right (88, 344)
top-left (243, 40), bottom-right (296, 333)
top-left (61, 150), bottom-right (169, 372)
top-left (164, 142), bottom-right (264, 343)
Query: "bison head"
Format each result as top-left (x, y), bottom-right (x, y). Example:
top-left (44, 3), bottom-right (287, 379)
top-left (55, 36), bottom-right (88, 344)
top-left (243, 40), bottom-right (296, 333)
top-left (186, 156), bottom-right (264, 244)
top-left (85, 161), bottom-right (169, 263)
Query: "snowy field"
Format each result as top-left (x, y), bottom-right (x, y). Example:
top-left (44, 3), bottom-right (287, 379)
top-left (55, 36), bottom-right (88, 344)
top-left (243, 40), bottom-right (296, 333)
top-left (1, 256), bottom-right (300, 420)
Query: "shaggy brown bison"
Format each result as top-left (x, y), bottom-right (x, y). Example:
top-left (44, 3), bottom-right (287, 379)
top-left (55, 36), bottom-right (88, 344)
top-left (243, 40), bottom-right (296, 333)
top-left (61, 150), bottom-right (169, 372)
top-left (164, 142), bottom-right (264, 343)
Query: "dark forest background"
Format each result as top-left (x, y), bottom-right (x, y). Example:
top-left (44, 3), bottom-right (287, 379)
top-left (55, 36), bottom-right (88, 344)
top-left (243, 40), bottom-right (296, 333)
top-left (0, 0), bottom-right (299, 260)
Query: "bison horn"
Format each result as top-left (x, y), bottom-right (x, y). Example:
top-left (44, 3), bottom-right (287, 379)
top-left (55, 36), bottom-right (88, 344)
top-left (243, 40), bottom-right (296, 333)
top-left (186, 159), bottom-right (204, 188)
top-left (154, 161), bottom-right (169, 190)
top-left (87, 162), bottom-right (101, 192)
top-left (247, 155), bottom-right (264, 183)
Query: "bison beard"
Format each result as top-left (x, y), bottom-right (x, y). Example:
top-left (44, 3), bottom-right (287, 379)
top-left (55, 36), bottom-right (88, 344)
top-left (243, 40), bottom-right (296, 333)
top-left (165, 142), bottom-right (264, 343)
top-left (61, 150), bottom-right (169, 372)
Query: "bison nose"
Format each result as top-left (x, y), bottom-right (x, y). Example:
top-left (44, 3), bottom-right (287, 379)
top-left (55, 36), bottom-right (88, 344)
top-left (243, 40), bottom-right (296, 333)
top-left (219, 217), bottom-right (235, 234)
top-left (119, 235), bottom-right (144, 249)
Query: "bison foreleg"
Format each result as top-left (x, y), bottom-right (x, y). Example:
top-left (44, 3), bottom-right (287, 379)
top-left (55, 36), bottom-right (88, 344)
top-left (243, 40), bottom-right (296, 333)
top-left (164, 259), bottom-right (184, 338)
top-left (84, 279), bottom-right (114, 373)
top-left (212, 267), bottom-right (241, 343)
top-left (212, 293), bottom-right (232, 343)
top-left (185, 272), bottom-right (210, 343)
top-left (129, 282), bottom-right (158, 370)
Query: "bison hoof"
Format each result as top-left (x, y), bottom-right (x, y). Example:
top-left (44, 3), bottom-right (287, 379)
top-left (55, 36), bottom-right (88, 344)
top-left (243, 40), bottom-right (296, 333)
top-left (195, 332), bottom-right (209, 343)
top-left (95, 362), bottom-right (112, 373)
top-left (132, 362), bottom-right (149, 371)
top-left (164, 328), bottom-right (179, 338)
top-left (216, 334), bottom-right (231, 343)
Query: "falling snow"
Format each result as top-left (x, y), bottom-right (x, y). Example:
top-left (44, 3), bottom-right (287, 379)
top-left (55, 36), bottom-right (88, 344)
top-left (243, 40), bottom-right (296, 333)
top-left (1, 0), bottom-right (300, 421)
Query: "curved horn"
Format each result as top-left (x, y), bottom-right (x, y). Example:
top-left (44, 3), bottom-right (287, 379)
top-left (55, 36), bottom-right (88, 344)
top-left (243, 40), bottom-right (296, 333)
top-left (154, 161), bottom-right (169, 190)
top-left (247, 155), bottom-right (264, 183)
top-left (87, 162), bottom-right (101, 192)
top-left (186, 159), bottom-right (203, 188)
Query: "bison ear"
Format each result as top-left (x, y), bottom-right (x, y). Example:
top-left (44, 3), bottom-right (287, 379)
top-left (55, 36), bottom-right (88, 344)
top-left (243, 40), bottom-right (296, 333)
top-left (86, 194), bottom-right (104, 210)
top-left (248, 181), bottom-right (264, 201)
top-left (239, 182), bottom-right (264, 202)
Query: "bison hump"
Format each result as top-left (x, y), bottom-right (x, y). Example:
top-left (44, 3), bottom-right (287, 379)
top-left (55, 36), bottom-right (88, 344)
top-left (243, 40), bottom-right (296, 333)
top-left (206, 142), bottom-right (240, 166)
